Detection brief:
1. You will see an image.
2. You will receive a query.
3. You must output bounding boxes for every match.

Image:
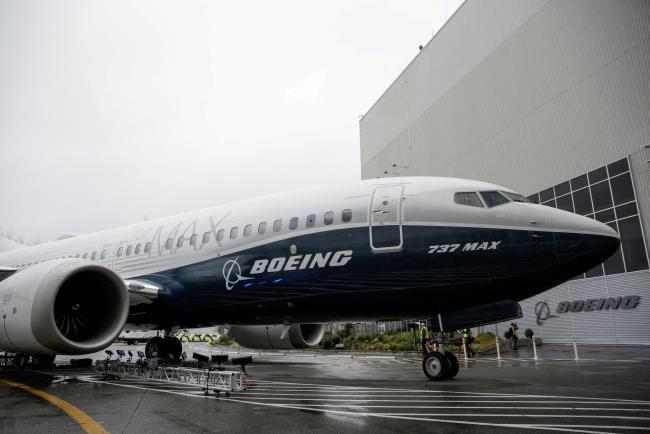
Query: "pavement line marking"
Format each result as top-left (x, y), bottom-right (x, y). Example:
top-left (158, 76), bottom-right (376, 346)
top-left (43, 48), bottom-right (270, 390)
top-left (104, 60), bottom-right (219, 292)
top-left (247, 380), bottom-right (650, 403)
top-left (291, 404), bottom-right (650, 411)
top-left (0, 378), bottom-right (109, 434)
top-left (73, 378), bottom-right (597, 433)
top-left (352, 413), bottom-right (650, 420)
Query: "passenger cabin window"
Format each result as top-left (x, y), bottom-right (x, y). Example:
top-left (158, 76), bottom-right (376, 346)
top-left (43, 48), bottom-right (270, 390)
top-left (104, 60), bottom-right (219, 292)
top-left (306, 214), bottom-right (316, 227)
top-left (480, 191), bottom-right (510, 208)
top-left (144, 242), bottom-right (152, 253)
top-left (82, 253), bottom-right (88, 259)
top-left (165, 238), bottom-right (173, 250)
top-left (126, 245), bottom-right (133, 256)
top-left (91, 252), bottom-right (97, 260)
top-left (190, 234), bottom-right (197, 246)
top-left (243, 224), bottom-right (252, 237)
top-left (135, 244), bottom-right (141, 254)
top-left (273, 219), bottom-right (282, 232)
top-left (258, 222), bottom-right (267, 235)
top-left (116, 247), bottom-right (123, 257)
top-left (342, 209), bottom-right (352, 223)
top-left (100, 250), bottom-right (107, 260)
top-left (177, 236), bottom-right (185, 248)
top-left (216, 229), bottom-right (224, 241)
top-left (230, 227), bottom-right (238, 239)
top-left (324, 211), bottom-right (334, 225)
top-left (454, 192), bottom-right (484, 208)
top-left (202, 232), bottom-right (210, 244)
top-left (289, 217), bottom-right (298, 230)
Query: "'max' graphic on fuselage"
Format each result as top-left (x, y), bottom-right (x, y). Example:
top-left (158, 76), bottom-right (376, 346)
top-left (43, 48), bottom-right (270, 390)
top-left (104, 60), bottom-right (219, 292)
top-left (428, 241), bottom-right (501, 254)
top-left (250, 250), bottom-right (353, 274)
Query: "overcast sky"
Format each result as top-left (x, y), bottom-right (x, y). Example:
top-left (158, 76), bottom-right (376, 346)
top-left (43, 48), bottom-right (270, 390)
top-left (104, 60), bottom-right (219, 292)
top-left (0, 0), bottom-right (463, 243)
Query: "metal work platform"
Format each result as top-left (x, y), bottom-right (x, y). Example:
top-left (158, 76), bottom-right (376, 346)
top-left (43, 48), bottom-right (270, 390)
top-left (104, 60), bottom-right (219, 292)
top-left (94, 360), bottom-right (247, 397)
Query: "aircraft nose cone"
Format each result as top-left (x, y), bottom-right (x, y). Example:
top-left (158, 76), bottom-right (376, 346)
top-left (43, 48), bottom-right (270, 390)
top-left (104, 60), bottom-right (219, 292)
top-left (555, 216), bottom-right (620, 272)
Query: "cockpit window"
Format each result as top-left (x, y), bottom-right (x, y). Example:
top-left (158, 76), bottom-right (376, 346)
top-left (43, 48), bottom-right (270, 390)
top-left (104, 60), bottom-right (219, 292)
top-left (479, 191), bottom-right (510, 207)
top-left (454, 192), bottom-right (484, 208)
top-left (500, 191), bottom-right (531, 203)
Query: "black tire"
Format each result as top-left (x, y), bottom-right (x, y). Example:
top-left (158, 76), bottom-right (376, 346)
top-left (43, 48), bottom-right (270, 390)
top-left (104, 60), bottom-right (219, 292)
top-left (164, 337), bottom-right (183, 360)
top-left (145, 336), bottom-right (165, 358)
top-left (422, 352), bottom-right (450, 380)
top-left (444, 352), bottom-right (459, 380)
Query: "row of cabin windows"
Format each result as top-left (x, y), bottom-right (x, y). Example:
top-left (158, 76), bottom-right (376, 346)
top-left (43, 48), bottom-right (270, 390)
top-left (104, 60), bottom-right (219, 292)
top-left (13, 209), bottom-right (354, 267)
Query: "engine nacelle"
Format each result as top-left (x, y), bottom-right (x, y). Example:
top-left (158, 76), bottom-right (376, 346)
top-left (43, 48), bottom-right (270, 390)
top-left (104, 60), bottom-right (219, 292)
top-left (230, 324), bottom-right (326, 349)
top-left (0, 259), bottom-right (129, 355)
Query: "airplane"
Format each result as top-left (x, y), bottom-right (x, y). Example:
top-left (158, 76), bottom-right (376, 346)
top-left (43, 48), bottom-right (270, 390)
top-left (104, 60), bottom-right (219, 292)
top-left (0, 176), bottom-right (619, 380)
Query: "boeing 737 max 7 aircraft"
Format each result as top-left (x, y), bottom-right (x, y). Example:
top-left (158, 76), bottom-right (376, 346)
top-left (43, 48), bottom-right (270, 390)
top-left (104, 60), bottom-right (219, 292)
top-left (0, 177), bottom-right (619, 379)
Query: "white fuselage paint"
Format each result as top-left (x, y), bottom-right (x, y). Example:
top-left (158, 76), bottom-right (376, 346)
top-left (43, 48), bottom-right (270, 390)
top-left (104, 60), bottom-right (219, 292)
top-left (0, 177), bottom-right (615, 280)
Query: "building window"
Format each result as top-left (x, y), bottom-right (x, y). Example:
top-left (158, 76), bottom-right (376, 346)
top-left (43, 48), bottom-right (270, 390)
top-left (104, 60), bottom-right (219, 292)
top-left (258, 222), bottom-right (267, 235)
top-left (244, 224), bottom-right (252, 237)
top-left (289, 217), bottom-right (298, 230)
top-left (454, 192), bottom-right (483, 207)
top-left (230, 227), bottom-right (238, 239)
top-left (306, 214), bottom-right (316, 227)
top-left (273, 219), bottom-right (282, 232)
top-left (342, 209), bottom-right (352, 222)
top-left (323, 211), bottom-right (334, 225)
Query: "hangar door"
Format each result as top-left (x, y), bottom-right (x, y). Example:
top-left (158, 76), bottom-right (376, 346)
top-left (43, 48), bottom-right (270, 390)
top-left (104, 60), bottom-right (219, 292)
top-left (369, 185), bottom-right (404, 253)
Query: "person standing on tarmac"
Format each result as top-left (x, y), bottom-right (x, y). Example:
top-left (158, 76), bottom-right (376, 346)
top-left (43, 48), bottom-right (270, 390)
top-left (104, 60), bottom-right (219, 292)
top-left (463, 328), bottom-right (475, 357)
top-left (509, 322), bottom-right (519, 350)
top-left (419, 322), bottom-right (429, 355)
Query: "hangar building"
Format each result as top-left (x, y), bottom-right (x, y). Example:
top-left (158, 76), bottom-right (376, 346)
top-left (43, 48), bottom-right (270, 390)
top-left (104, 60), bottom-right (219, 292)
top-left (359, 0), bottom-right (650, 344)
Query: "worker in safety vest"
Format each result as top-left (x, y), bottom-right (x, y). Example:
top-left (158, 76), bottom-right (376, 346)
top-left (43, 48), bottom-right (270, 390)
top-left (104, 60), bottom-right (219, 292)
top-left (419, 323), bottom-right (429, 355)
top-left (462, 328), bottom-right (475, 357)
top-left (509, 322), bottom-right (519, 349)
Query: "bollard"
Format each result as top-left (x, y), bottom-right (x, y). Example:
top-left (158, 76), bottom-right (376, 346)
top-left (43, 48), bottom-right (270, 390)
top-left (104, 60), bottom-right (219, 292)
top-left (495, 337), bottom-right (501, 360)
top-left (572, 336), bottom-right (579, 360)
top-left (462, 337), bottom-right (468, 360)
top-left (532, 337), bottom-right (538, 360)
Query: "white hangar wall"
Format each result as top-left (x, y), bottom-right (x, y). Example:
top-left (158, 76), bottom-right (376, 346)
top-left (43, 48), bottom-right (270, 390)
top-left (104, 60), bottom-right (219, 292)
top-left (359, 0), bottom-right (650, 344)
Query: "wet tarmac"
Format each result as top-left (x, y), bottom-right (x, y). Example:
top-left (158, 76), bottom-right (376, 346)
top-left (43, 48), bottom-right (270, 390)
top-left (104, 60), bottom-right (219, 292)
top-left (1, 343), bottom-right (649, 433)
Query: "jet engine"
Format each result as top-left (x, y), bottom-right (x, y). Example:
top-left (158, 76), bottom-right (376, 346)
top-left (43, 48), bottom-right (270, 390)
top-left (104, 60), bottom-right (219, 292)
top-left (0, 259), bottom-right (129, 355)
top-left (230, 324), bottom-right (326, 349)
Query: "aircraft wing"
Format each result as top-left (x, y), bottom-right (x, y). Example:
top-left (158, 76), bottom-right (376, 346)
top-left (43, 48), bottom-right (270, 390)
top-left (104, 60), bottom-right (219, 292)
top-left (125, 280), bottom-right (161, 306)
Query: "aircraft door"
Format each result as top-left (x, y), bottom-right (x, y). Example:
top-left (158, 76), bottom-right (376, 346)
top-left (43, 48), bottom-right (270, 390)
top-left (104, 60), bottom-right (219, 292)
top-left (369, 185), bottom-right (404, 253)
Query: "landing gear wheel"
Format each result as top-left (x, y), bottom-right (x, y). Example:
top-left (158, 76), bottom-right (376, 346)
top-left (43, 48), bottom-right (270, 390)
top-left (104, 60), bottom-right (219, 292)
top-left (443, 352), bottom-right (459, 380)
top-left (422, 351), bottom-right (450, 381)
top-left (164, 337), bottom-right (183, 360)
top-left (145, 336), bottom-right (165, 358)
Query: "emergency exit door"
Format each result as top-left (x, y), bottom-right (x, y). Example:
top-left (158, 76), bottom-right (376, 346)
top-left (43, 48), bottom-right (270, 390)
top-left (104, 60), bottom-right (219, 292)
top-left (369, 185), bottom-right (404, 253)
